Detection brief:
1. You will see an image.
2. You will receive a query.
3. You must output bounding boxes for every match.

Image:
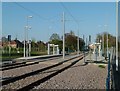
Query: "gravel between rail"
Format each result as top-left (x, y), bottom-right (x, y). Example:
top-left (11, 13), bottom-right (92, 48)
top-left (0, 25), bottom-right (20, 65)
top-left (2, 55), bottom-right (82, 90)
top-left (2, 55), bottom-right (73, 78)
top-left (33, 55), bottom-right (107, 89)
top-left (2, 54), bottom-right (107, 90)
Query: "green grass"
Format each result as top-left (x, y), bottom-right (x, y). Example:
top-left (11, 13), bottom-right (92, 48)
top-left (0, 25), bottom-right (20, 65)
top-left (31, 51), bottom-right (47, 56)
top-left (98, 65), bottom-right (106, 68)
top-left (1, 51), bottom-right (47, 61)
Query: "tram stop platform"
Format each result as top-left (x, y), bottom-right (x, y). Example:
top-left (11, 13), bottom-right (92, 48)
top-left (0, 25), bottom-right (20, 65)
top-left (85, 53), bottom-right (107, 64)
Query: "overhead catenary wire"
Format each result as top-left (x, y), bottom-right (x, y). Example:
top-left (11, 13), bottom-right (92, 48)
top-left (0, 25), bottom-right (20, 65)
top-left (14, 2), bottom-right (60, 22)
top-left (59, 2), bottom-right (79, 25)
top-left (14, 2), bottom-right (61, 36)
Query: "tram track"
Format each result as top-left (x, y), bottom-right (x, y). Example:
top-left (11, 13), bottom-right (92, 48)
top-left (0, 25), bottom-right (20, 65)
top-left (1, 56), bottom-right (62, 71)
top-left (2, 54), bottom-right (84, 90)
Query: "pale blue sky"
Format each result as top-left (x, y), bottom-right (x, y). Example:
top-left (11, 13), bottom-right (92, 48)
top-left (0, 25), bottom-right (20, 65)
top-left (2, 2), bottom-right (116, 42)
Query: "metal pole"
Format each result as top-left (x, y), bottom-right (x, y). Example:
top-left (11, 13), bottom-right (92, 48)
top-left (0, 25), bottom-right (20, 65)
top-left (27, 29), bottom-right (29, 57)
top-left (102, 33), bottom-right (104, 56)
top-left (83, 35), bottom-right (85, 63)
top-left (48, 43), bottom-right (50, 55)
top-left (89, 35), bottom-right (92, 61)
top-left (53, 44), bottom-right (55, 55)
top-left (86, 37), bottom-right (88, 50)
top-left (99, 43), bottom-right (101, 56)
top-left (24, 27), bottom-right (26, 57)
top-left (107, 33), bottom-right (109, 59)
top-left (9, 41), bottom-right (11, 61)
top-left (96, 47), bottom-right (97, 61)
top-left (29, 40), bottom-right (31, 57)
top-left (77, 29), bottom-right (79, 55)
top-left (26, 17), bottom-right (28, 57)
top-left (116, 0), bottom-right (118, 71)
top-left (105, 25), bottom-right (108, 59)
top-left (62, 12), bottom-right (65, 59)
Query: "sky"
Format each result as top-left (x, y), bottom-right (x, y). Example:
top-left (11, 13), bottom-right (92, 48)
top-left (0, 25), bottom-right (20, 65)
top-left (2, 2), bottom-right (116, 43)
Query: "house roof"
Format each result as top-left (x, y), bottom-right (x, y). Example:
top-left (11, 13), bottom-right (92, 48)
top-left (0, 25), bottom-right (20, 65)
top-left (10, 40), bottom-right (16, 45)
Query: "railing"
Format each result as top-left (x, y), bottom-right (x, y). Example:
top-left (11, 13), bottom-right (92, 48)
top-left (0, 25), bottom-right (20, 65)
top-left (110, 47), bottom-right (120, 90)
top-left (106, 47), bottom-right (114, 90)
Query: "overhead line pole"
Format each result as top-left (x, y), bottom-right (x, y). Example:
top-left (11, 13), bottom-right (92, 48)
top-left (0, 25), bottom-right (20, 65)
top-left (104, 25), bottom-right (108, 59)
top-left (78, 29), bottom-right (80, 55)
top-left (26, 16), bottom-right (28, 57)
top-left (116, 0), bottom-right (118, 71)
top-left (86, 37), bottom-right (88, 50)
top-left (24, 27), bottom-right (26, 58)
top-left (107, 32), bottom-right (109, 58)
top-left (83, 35), bottom-right (85, 63)
top-left (62, 12), bottom-right (65, 59)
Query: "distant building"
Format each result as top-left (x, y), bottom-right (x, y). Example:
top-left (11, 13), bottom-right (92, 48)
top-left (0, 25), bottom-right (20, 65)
top-left (14, 39), bottom-right (24, 48)
top-left (1, 39), bottom-right (23, 48)
top-left (10, 40), bottom-right (17, 48)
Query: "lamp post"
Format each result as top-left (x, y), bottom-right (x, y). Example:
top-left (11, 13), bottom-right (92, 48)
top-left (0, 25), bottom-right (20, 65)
top-left (24, 15), bottom-right (32, 58)
top-left (116, 0), bottom-right (118, 71)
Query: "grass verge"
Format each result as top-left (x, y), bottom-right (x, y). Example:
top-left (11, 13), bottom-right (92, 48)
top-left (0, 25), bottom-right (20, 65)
top-left (98, 65), bottom-right (106, 68)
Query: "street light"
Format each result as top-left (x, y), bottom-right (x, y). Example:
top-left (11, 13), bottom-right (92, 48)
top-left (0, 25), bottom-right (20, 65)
top-left (24, 15), bottom-right (33, 58)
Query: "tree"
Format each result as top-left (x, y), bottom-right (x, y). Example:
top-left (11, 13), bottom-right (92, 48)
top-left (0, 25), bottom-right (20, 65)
top-left (50, 33), bottom-right (60, 41)
top-left (65, 34), bottom-right (77, 52)
top-left (37, 41), bottom-right (46, 52)
top-left (96, 32), bottom-right (116, 48)
top-left (49, 33), bottom-right (62, 52)
top-left (49, 32), bottom-right (85, 53)
top-left (65, 31), bottom-right (85, 52)
top-left (31, 39), bottom-right (38, 52)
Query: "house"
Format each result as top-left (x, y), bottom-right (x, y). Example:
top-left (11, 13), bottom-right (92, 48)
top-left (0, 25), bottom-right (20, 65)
top-left (14, 39), bottom-right (24, 48)
top-left (10, 40), bottom-right (17, 48)
top-left (1, 39), bottom-right (23, 48)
